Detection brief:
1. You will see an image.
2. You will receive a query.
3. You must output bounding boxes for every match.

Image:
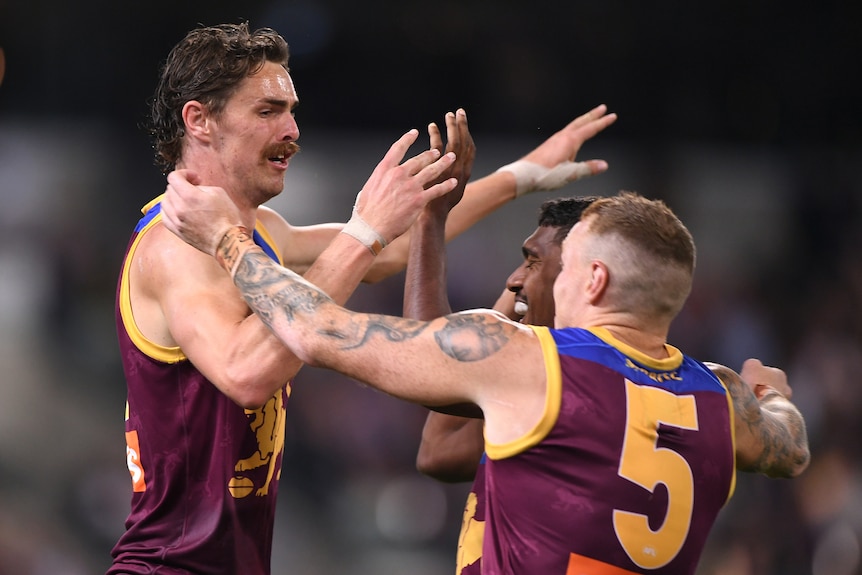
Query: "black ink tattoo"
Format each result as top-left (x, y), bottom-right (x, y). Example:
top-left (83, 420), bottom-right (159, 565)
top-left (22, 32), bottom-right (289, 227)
top-left (235, 250), bottom-right (430, 349)
top-left (434, 313), bottom-right (511, 362)
top-left (711, 364), bottom-right (810, 478)
top-left (234, 250), bottom-right (332, 328)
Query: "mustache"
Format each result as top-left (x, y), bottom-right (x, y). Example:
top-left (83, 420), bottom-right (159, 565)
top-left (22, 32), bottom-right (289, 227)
top-left (264, 141), bottom-right (301, 159)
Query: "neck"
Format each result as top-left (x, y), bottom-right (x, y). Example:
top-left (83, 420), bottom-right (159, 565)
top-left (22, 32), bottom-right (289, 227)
top-left (598, 324), bottom-right (669, 359)
top-left (173, 160), bottom-right (259, 230)
top-left (568, 310), bottom-right (671, 359)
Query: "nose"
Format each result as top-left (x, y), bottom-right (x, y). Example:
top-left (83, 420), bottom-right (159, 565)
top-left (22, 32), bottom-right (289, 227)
top-left (281, 114), bottom-right (299, 142)
top-left (506, 264), bottom-right (526, 294)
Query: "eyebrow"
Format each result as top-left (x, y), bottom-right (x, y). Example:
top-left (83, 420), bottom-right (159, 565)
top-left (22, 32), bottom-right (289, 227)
top-left (522, 245), bottom-right (540, 259)
top-left (259, 97), bottom-right (298, 110)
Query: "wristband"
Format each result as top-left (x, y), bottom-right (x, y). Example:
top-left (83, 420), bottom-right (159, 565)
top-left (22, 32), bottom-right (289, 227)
top-left (341, 210), bottom-right (388, 256)
top-left (215, 225), bottom-right (254, 276)
top-left (496, 160), bottom-right (594, 197)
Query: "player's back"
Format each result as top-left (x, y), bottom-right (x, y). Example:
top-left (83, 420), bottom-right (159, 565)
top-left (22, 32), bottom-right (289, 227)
top-left (482, 326), bottom-right (735, 575)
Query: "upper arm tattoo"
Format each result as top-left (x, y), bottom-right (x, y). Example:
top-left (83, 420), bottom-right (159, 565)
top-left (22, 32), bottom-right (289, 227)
top-left (434, 313), bottom-right (512, 361)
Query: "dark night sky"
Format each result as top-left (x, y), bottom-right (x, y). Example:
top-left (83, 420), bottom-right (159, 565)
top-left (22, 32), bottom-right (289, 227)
top-left (2, 0), bottom-right (859, 147)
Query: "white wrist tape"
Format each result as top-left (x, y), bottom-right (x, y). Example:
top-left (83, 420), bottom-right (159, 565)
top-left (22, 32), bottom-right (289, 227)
top-left (341, 210), bottom-right (388, 256)
top-left (496, 160), bottom-right (594, 197)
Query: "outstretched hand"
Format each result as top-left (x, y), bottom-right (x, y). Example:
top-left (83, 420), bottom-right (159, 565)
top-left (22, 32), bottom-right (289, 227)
top-left (352, 129), bottom-right (458, 244)
top-left (161, 169), bottom-right (243, 257)
top-left (426, 108), bottom-right (476, 216)
top-left (498, 104), bottom-right (618, 196)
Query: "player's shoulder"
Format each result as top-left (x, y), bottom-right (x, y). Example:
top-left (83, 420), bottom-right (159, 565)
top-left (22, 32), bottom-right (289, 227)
top-left (256, 205), bottom-right (291, 229)
top-left (134, 220), bottom-right (228, 290)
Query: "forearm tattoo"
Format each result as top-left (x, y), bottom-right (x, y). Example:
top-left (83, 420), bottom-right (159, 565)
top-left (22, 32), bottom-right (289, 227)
top-left (216, 225), bottom-right (253, 275)
top-left (231, 248), bottom-right (512, 362)
top-left (715, 366), bottom-right (810, 477)
top-left (234, 250), bottom-right (332, 327)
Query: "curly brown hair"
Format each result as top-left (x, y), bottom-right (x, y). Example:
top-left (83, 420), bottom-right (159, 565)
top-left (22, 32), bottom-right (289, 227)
top-left (148, 22), bottom-right (290, 173)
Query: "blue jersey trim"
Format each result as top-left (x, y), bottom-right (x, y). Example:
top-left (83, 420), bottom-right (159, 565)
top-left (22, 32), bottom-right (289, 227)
top-left (549, 327), bottom-right (724, 395)
top-left (135, 202), bottom-right (279, 262)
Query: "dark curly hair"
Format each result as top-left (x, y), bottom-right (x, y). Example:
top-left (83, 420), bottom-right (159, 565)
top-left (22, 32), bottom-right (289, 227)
top-left (537, 196), bottom-right (600, 245)
top-left (148, 22), bottom-right (290, 173)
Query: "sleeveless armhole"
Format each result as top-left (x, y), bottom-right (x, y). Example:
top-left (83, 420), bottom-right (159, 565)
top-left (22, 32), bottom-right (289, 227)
top-left (119, 211), bottom-right (187, 364)
top-left (485, 325), bottom-right (562, 460)
top-left (120, 202), bottom-right (285, 364)
top-left (719, 377), bottom-right (738, 504)
top-left (252, 222), bottom-right (283, 264)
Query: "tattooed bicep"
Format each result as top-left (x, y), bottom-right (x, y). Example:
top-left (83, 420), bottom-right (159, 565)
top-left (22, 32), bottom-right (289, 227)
top-left (434, 313), bottom-right (516, 362)
top-left (706, 362), bottom-right (758, 419)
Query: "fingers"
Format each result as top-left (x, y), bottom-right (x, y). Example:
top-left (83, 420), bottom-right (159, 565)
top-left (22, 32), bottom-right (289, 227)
top-left (428, 122), bottom-right (443, 154)
top-left (379, 129), bottom-right (421, 170)
top-left (741, 358), bottom-right (764, 371)
top-left (419, 151), bottom-right (457, 180)
top-left (574, 111), bottom-right (618, 141)
top-left (424, 176), bottom-right (459, 202)
top-left (568, 103), bottom-right (609, 129)
top-left (740, 358), bottom-right (793, 400)
top-left (444, 111), bottom-right (459, 153)
top-left (559, 104), bottom-right (618, 142)
top-left (582, 159), bottom-right (610, 177)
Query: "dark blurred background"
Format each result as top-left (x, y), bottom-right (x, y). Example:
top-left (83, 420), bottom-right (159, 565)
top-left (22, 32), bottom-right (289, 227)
top-left (1, 1), bottom-right (860, 574)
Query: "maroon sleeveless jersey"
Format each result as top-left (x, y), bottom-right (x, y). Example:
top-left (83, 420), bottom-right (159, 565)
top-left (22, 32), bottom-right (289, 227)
top-left (481, 326), bottom-right (736, 575)
top-left (108, 198), bottom-right (289, 575)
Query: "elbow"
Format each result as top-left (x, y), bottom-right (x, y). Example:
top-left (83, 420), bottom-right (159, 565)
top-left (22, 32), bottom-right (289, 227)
top-left (415, 450), bottom-right (442, 479)
top-left (416, 451), bottom-right (476, 484)
top-left (229, 381), bottom-right (285, 410)
top-left (742, 443), bottom-right (812, 480)
top-left (220, 366), bottom-right (291, 410)
top-left (784, 446), bottom-right (812, 478)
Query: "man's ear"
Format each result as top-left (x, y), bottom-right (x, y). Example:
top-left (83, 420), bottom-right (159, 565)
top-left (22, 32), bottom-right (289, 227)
top-left (586, 261), bottom-right (609, 304)
top-left (181, 100), bottom-right (211, 142)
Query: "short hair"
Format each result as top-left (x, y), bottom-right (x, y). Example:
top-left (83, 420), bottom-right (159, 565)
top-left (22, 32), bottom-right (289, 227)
top-left (537, 196), bottom-right (600, 245)
top-left (148, 22), bottom-right (290, 173)
top-left (579, 191), bottom-right (696, 319)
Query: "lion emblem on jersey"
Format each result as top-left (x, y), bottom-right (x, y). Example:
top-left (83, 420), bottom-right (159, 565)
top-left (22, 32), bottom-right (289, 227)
top-left (231, 388), bottom-right (287, 497)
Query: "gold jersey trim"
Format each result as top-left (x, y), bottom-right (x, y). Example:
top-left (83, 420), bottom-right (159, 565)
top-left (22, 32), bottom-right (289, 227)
top-left (118, 197), bottom-right (282, 364)
top-left (485, 325), bottom-right (562, 460)
top-left (587, 326), bottom-right (684, 370)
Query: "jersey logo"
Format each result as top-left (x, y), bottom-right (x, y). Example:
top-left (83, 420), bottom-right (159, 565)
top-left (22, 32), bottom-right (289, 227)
top-left (456, 490), bottom-right (485, 573)
top-left (125, 430), bottom-right (146, 493)
top-left (567, 552), bottom-right (638, 574)
top-left (231, 390), bottom-right (286, 498)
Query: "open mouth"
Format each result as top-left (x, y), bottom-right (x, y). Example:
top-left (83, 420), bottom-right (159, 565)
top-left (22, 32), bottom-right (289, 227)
top-left (513, 300), bottom-right (528, 316)
top-left (268, 154), bottom-right (288, 166)
top-left (266, 142), bottom-right (300, 167)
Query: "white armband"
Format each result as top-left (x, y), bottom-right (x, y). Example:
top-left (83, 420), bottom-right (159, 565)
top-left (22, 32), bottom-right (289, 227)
top-left (341, 210), bottom-right (388, 256)
top-left (496, 160), bottom-right (594, 197)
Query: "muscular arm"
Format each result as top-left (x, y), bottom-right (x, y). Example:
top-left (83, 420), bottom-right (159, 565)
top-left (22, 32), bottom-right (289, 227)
top-left (706, 361), bottom-right (810, 478)
top-left (404, 110), bottom-right (487, 482)
top-left (153, 130), bottom-right (456, 409)
top-left (216, 229), bottom-right (547, 445)
top-left (406, 208), bottom-right (486, 482)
